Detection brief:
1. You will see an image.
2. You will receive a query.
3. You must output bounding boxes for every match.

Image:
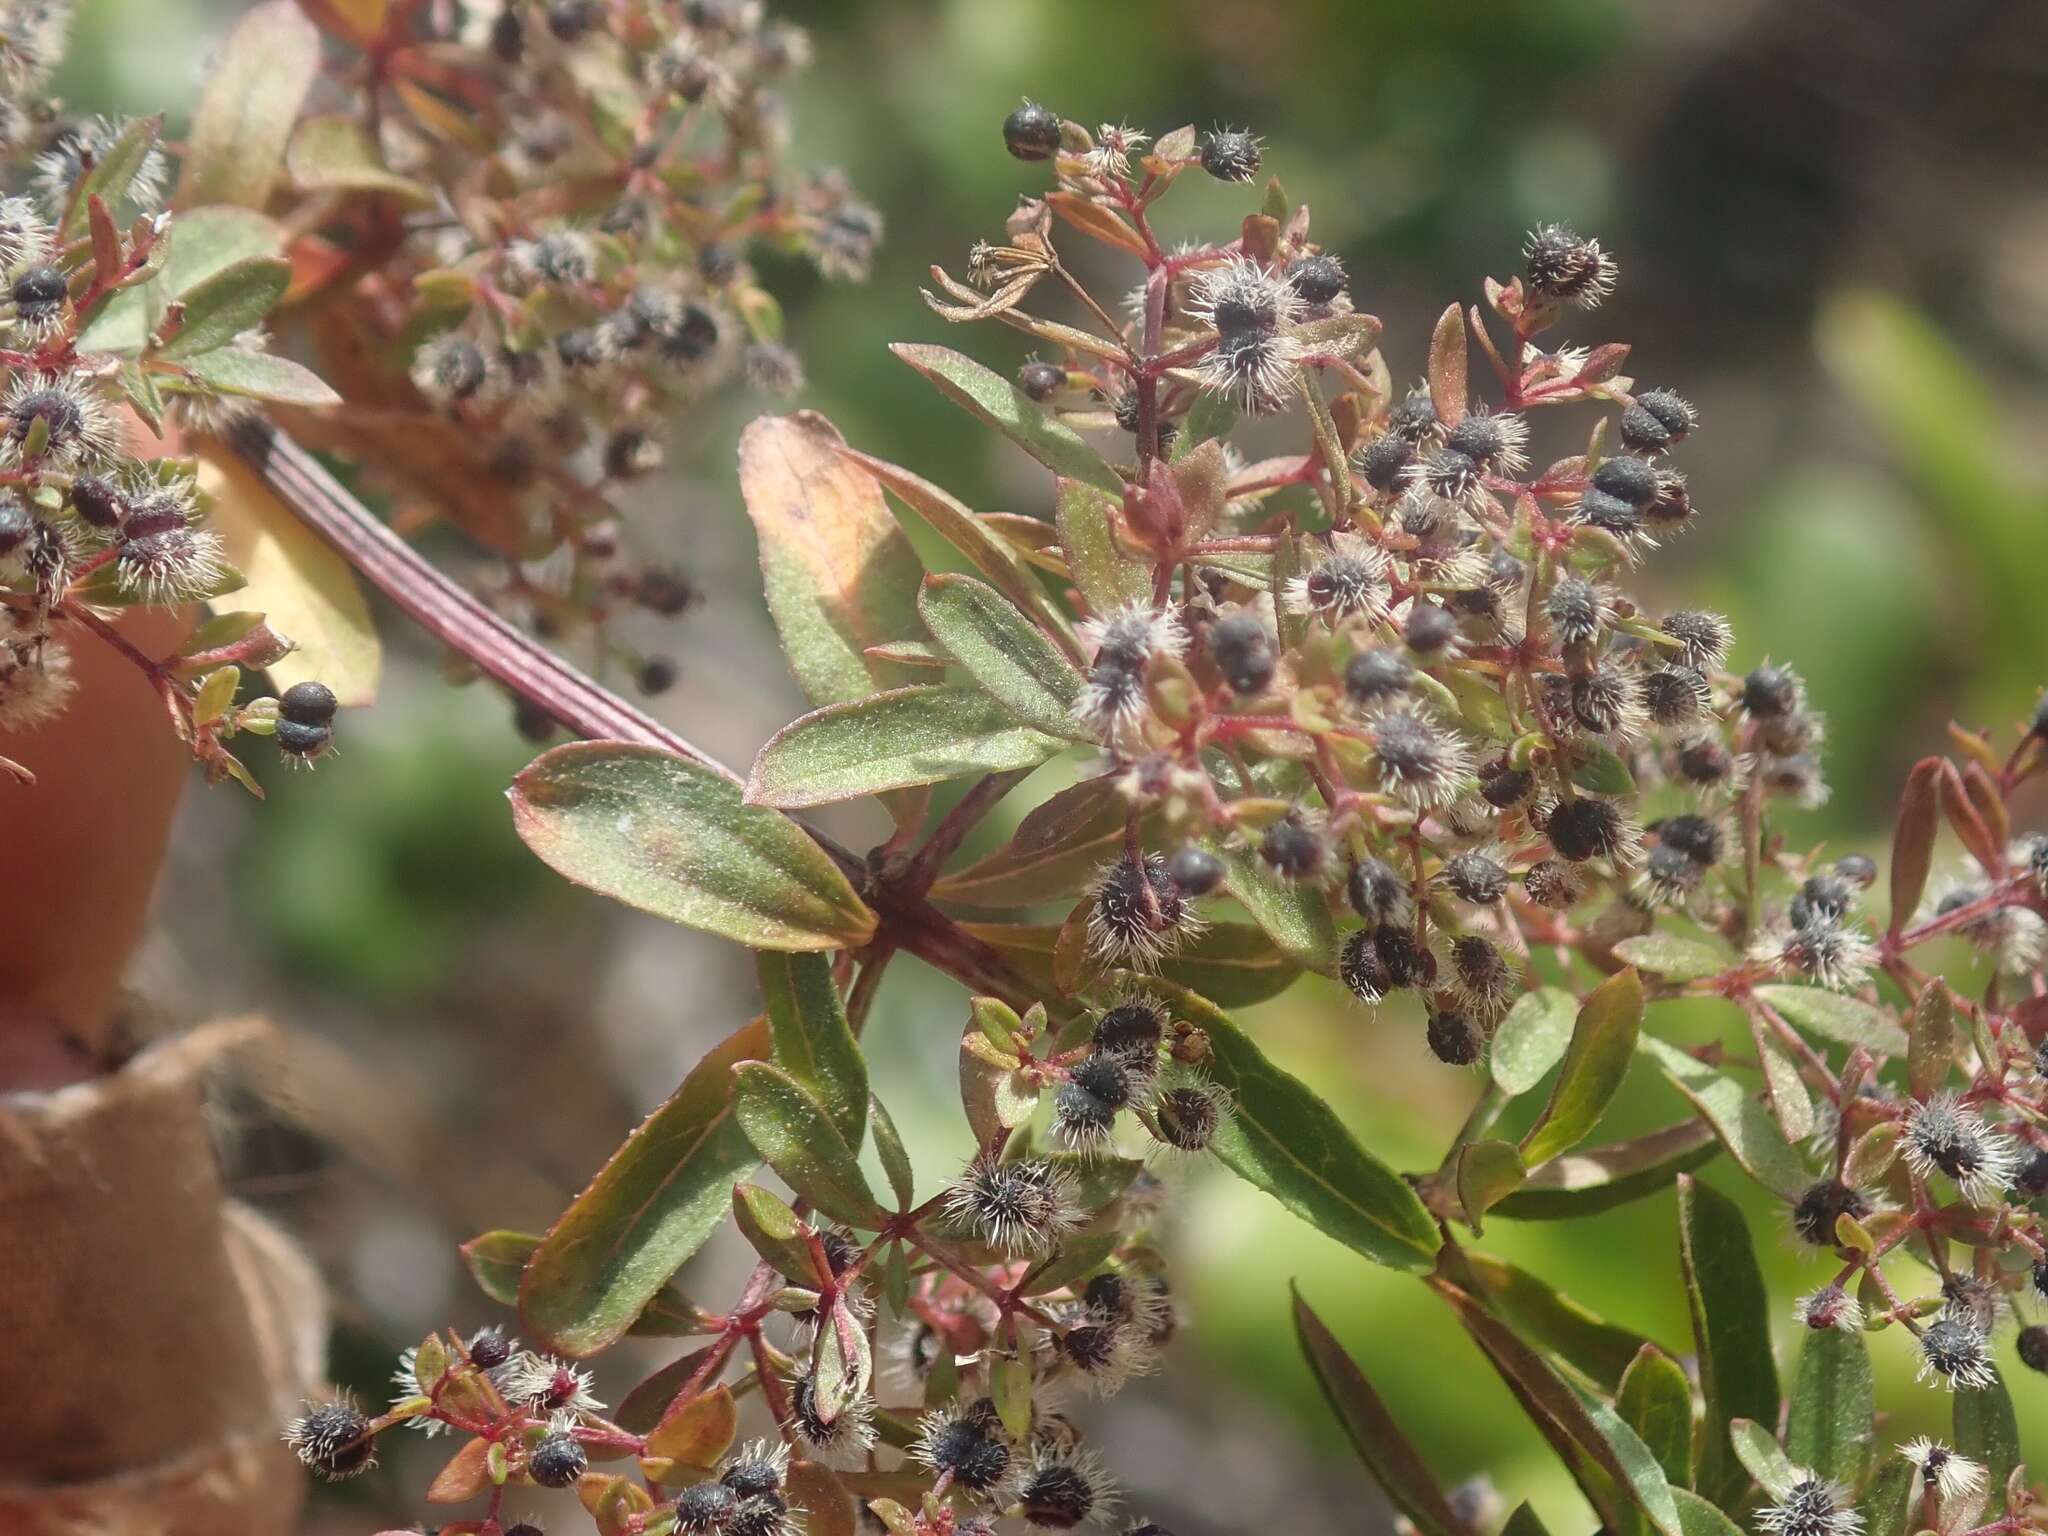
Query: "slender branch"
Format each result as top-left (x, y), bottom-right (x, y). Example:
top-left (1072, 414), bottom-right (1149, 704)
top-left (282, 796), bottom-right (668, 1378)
top-left (901, 769), bottom-right (1029, 894)
top-left (224, 419), bottom-right (1055, 1013)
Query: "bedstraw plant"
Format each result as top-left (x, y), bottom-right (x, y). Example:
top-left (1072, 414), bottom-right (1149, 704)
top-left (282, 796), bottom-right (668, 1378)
top-left (16, 21), bottom-right (2040, 1535)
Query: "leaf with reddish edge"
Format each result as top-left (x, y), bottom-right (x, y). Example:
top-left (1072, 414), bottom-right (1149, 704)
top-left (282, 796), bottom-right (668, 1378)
top-left (459, 1229), bottom-right (538, 1306)
top-left (1887, 757), bottom-right (1943, 934)
top-left (1428, 303), bottom-right (1467, 429)
top-left (1045, 191), bottom-right (1150, 259)
top-left (1054, 476), bottom-right (1153, 617)
top-left (892, 343), bottom-right (1124, 496)
top-left (425, 1437), bottom-right (490, 1503)
top-left (1678, 1175), bottom-right (1780, 1507)
top-left (738, 413), bottom-right (926, 709)
top-left (644, 1384), bottom-right (736, 1470)
top-left (1429, 1276), bottom-right (1682, 1536)
top-left (1147, 983), bottom-right (1438, 1272)
top-left (840, 447), bottom-right (1076, 647)
top-left (757, 951), bottom-right (868, 1151)
top-left (1936, 758), bottom-right (2005, 876)
top-left (510, 743), bottom-right (877, 951)
top-left (787, 1462), bottom-right (858, 1536)
top-left (731, 1063), bottom-right (886, 1230)
top-left (617, 1344), bottom-right (724, 1435)
top-left (745, 685), bottom-right (1066, 810)
top-left (518, 1017), bottom-right (769, 1357)
top-left (1293, 1287), bottom-right (1471, 1536)
top-left (1490, 1121), bottom-right (1720, 1220)
top-left (1454, 1250), bottom-right (1657, 1394)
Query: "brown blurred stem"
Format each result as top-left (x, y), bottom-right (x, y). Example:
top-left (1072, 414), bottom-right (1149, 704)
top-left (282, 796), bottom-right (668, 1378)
top-left (225, 419), bottom-right (1045, 1011)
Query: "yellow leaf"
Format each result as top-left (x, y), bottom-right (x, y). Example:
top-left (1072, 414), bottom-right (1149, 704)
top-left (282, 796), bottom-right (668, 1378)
top-left (197, 446), bottom-right (381, 705)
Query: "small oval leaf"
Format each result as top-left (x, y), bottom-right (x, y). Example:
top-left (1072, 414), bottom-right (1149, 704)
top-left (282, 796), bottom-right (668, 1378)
top-left (510, 743), bottom-right (878, 952)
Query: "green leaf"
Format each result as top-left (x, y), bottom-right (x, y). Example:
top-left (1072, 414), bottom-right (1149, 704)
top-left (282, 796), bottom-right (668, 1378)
top-left (1954, 1363), bottom-right (2021, 1498)
top-left (617, 1344), bottom-right (722, 1435)
top-left (1520, 968), bottom-right (1644, 1167)
top-left (180, 347), bottom-right (340, 405)
top-left (1611, 934), bottom-right (1734, 983)
top-left (738, 413), bottom-right (926, 709)
top-left (461, 1229), bottom-right (539, 1307)
top-left (1672, 1489), bottom-right (1747, 1536)
top-left (1570, 741), bottom-right (1637, 796)
top-left (1501, 1505), bottom-right (1550, 1536)
top-left (757, 951), bottom-right (868, 1151)
top-left (1459, 1251), bottom-right (1657, 1395)
top-left (731, 1063), bottom-right (886, 1229)
top-left (1907, 981), bottom-right (1956, 1100)
top-left (1293, 1287), bottom-right (1470, 1536)
top-left (1054, 477), bottom-right (1152, 616)
top-left (1753, 985), bottom-right (1908, 1057)
top-left (1454, 1140), bottom-right (1525, 1235)
top-left (82, 205), bottom-right (283, 355)
top-left (60, 114), bottom-right (162, 238)
top-left (870, 1095), bottom-right (914, 1210)
top-left (1217, 844), bottom-right (1338, 972)
top-left (989, 1352), bottom-right (1033, 1443)
top-left (747, 684), bottom-right (1065, 810)
top-left (892, 343), bottom-right (1123, 496)
top-left (1854, 1458), bottom-right (1914, 1536)
top-left (844, 448), bottom-right (1076, 647)
top-left (156, 255), bottom-right (292, 360)
top-left (731, 1183), bottom-right (815, 1280)
top-left (1161, 984), bottom-right (1438, 1272)
top-left (1177, 391), bottom-right (1236, 458)
top-left (1617, 1345), bottom-right (1695, 1491)
top-left (519, 1017), bottom-right (768, 1356)
top-left (177, 1), bottom-right (322, 209)
top-left (1444, 667), bottom-right (1512, 740)
top-left (1639, 1035), bottom-right (1809, 1201)
top-left (1491, 1121), bottom-right (1720, 1220)
top-left (1784, 1325), bottom-right (1874, 1490)
top-left (964, 920), bottom-right (1301, 1009)
top-left (1491, 987), bottom-right (1578, 1096)
top-left (1432, 1276), bottom-right (1683, 1536)
top-left (1018, 1231), bottom-right (1119, 1298)
top-left (932, 774), bottom-right (1144, 907)
top-left (1679, 1176), bottom-right (1781, 1506)
top-left (286, 114), bottom-right (435, 203)
top-left (917, 574), bottom-right (1089, 740)
top-left (509, 743), bottom-right (878, 951)
top-left (1728, 1419), bottom-right (1799, 1500)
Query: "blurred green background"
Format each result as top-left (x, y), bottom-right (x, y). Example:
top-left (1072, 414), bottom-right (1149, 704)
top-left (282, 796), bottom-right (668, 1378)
top-left (57, 0), bottom-right (2048, 1531)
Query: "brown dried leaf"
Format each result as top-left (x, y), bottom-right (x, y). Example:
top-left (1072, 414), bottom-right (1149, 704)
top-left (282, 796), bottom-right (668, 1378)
top-left (1428, 303), bottom-right (1467, 429)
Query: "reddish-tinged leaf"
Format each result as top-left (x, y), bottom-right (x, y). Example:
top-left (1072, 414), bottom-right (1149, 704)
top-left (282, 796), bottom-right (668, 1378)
top-left (644, 1385), bottom-right (737, 1469)
top-left (1293, 1287), bottom-right (1470, 1536)
top-left (177, 1), bottom-right (322, 208)
top-left (510, 743), bottom-right (877, 951)
top-left (519, 1017), bottom-right (770, 1356)
top-left (739, 413), bottom-right (925, 709)
top-left (1887, 757), bottom-right (1943, 935)
top-left (1045, 191), bottom-right (1150, 258)
top-left (1428, 304), bottom-right (1467, 429)
top-left (1960, 760), bottom-right (2012, 853)
top-left (426, 1437), bottom-right (490, 1503)
top-left (1937, 758), bottom-right (2004, 876)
